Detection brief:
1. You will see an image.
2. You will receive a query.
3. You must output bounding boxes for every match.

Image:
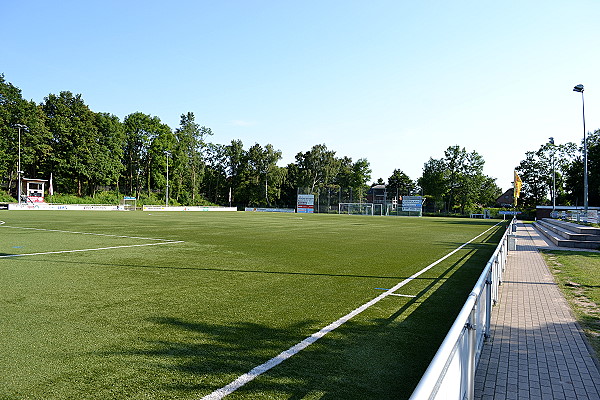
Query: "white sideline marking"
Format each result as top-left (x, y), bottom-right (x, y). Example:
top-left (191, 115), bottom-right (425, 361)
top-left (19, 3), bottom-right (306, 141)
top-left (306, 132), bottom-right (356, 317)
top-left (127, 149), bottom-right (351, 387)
top-left (0, 223), bottom-right (184, 258)
top-left (0, 224), bottom-right (179, 242)
top-left (201, 222), bottom-right (502, 400)
top-left (374, 288), bottom-right (416, 298)
top-left (0, 241), bottom-right (184, 258)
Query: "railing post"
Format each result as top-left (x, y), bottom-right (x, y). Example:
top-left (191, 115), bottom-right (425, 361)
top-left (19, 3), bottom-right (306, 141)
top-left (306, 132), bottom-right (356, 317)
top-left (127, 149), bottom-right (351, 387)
top-left (485, 271), bottom-right (492, 340)
top-left (466, 309), bottom-right (477, 400)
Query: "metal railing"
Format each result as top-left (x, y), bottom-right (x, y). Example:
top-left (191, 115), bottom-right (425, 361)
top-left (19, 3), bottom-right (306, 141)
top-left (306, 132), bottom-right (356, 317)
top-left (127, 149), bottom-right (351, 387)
top-left (409, 218), bottom-right (515, 400)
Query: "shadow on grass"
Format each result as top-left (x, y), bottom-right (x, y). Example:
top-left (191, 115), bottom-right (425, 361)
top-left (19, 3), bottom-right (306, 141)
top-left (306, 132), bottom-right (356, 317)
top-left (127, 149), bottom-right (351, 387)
top-left (5, 256), bottom-right (436, 282)
top-left (96, 228), bottom-right (506, 399)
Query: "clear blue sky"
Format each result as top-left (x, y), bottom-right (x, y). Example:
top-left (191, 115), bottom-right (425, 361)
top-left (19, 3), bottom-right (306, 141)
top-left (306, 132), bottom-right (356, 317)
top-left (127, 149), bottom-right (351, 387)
top-left (3, 1), bottom-right (598, 191)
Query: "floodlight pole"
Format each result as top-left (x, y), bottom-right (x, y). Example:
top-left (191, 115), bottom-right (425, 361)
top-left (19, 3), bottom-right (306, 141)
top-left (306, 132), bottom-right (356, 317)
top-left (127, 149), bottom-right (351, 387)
top-left (15, 124), bottom-right (28, 205)
top-left (573, 84), bottom-right (588, 215)
top-left (549, 137), bottom-right (555, 213)
top-left (165, 151), bottom-right (170, 207)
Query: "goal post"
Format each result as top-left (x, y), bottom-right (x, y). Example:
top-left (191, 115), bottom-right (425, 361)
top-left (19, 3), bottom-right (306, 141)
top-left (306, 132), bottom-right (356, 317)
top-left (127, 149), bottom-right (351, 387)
top-left (338, 203), bottom-right (374, 216)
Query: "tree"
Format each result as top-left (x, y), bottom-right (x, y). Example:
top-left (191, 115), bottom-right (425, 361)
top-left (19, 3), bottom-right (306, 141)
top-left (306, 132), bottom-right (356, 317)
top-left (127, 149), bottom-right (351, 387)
top-left (122, 112), bottom-right (171, 197)
top-left (517, 140), bottom-right (577, 207)
top-left (335, 157), bottom-right (371, 202)
top-left (516, 151), bottom-right (547, 207)
top-left (565, 130), bottom-right (600, 206)
top-left (0, 75), bottom-right (52, 196)
top-left (387, 169), bottom-right (416, 198)
top-left (42, 91), bottom-right (100, 195)
top-left (419, 146), bottom-right (498, 213)
top-left (225, 139), bottom-right (245, 205)
top-left (174, 112), bottom-right (212, 203)
top-left (0, 74), bottom-right (24, 190)
top-left (295, 144), bottom-right (340, 192)
top-left (202, 143), bottom-right (228, 204)
top-left (148, 127), bottom-right (176, 202)
top-left (91, 113), bottom-right (125, 192)
top-left (241, 143), bottom-right (283, 206)
top-left (418, 158), bottom-right (448, 212)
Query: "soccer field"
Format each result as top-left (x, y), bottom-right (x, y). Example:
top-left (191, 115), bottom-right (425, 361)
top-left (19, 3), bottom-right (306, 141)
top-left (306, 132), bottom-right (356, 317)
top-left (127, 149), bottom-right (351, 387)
top-left (0, 211), bottom-right (505, 399)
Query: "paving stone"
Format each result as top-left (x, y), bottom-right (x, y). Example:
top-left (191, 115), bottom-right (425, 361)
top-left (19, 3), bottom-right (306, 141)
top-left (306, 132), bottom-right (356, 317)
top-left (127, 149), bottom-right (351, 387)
top-left (474, 222), bottom-right (600, 400)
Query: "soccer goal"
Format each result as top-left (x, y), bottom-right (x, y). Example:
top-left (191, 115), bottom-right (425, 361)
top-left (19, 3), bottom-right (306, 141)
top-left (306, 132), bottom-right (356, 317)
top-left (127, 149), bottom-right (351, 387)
top-left (338, 203), bottom-right (374, 216)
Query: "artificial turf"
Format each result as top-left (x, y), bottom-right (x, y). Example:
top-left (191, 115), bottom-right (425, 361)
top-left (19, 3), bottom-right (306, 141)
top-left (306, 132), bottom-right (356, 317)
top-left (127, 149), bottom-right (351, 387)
top-left (0, 211), bottom-right (506, 399)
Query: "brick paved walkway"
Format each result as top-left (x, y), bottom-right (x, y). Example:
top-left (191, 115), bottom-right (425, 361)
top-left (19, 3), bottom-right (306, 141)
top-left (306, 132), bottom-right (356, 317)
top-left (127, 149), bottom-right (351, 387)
top-left (474, 222), bottom-right (600, 400)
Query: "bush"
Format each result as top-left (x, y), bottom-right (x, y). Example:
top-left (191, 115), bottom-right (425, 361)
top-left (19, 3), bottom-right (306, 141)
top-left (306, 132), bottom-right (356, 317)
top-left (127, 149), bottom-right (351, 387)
top-left (45, 191), bottom-right (219, 207)
top-left (0, 191), bottom-right (16, 203)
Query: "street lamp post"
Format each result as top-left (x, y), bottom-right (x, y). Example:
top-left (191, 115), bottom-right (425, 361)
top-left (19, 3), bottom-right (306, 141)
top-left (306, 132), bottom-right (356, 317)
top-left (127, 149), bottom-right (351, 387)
top-left (14, 124), bottom-right (28, 205)
top-left (573, 84), bottom-right (588, 216)
top-left (549, 137), bottom-right (555, 213)
top-left (165, 151), bottom-right (170, 207)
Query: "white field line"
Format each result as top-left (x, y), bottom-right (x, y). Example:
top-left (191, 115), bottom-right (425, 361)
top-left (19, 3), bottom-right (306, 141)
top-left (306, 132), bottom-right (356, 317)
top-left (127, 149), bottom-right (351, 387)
top-left (0, 241), bottom-right (184, 259)
top-left (201, 222), bottom-right (502, 400)
top-left (0, 224), bottom-right (179, 242)
top-left (0, 222), bottom-right (184, 258)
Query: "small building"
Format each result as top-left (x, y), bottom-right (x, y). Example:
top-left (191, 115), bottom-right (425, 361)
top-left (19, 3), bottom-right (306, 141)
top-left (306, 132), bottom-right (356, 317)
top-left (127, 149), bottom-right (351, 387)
top-left (366, 185), bottom-right (387, 204)
top-left (21, 178), bottom-right (48, 203)
top-left (495, 189), bottom-right (514, 208)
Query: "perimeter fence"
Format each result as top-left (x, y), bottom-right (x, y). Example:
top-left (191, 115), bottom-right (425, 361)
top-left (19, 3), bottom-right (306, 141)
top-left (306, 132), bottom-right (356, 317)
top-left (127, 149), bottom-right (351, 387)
top-left (409, 218), bottom-right (516, 400)
top-left (296, 187), bottom-right (419, 215)
top-left (297, 187), bottom-right (368, 214)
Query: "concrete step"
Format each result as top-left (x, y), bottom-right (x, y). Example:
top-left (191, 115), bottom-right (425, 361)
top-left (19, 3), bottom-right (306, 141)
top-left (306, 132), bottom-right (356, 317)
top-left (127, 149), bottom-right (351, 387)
top-left (537, 219), bottom-right (600, 241)
top-left (541, 218), bottom-right (600, 235)
top-left (534, 220), bottom-right (600, 249)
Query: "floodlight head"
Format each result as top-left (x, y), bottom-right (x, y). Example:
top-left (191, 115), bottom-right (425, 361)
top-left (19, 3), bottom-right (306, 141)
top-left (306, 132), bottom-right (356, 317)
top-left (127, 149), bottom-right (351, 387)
top-left (549, 137), bottom-right (554, 145)
top-left (15, 123), bottom-right (29, 130)
top-left (573, 84), bottom-right (584, 93)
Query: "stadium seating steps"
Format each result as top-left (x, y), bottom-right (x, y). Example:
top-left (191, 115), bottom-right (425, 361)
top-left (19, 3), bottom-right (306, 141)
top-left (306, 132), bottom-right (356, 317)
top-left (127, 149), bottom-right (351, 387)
top-left (534, 218), bottom-right (600, 249)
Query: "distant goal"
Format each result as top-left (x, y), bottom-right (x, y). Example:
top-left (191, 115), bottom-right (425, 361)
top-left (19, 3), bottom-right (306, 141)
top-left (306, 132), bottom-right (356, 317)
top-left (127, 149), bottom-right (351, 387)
top-left (338, 203), bottom-right (379, 216)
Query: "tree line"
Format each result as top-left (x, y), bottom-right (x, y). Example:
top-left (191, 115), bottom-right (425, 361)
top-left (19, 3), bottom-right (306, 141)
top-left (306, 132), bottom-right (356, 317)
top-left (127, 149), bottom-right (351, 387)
top-left (515, 131), bottom-right (600, 208)
top-left (2, 74), bottom-right (506, 212)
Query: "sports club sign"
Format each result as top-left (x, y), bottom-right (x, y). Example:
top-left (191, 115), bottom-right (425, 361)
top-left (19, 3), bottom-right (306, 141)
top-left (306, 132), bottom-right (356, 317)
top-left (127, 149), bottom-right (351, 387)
top-left (297, 194), bottom-right (314, 213)
top-left (402, 196), bottom-right (423, 212)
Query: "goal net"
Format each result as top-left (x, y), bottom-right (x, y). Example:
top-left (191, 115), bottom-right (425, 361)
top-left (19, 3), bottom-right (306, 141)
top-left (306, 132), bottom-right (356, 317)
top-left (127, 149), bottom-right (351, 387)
top-left (338, 203), bottom-right (374, 216)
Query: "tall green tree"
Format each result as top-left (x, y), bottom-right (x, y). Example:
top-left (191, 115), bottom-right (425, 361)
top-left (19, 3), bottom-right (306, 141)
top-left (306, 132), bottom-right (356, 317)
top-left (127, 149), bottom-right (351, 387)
top-left (225, 139), bottom-right (245, 205)
top-left (334, 157), bottom-right (371, 201)
top-left (295, 144), bottom-right (340, 192)
top-left (174, 112), bottom-right (212, 203)
top-left (42, 91), bottom-right (99, 195)
top-left (122, 112), bottom-right (171, 197)
top-left (418, 158), bottom-right (447, 212)
top-left (517, 140), bottom-right (576, 207)
top-left (0, 75), bottom-right (52, 195)
top-left (240, 143), bottom-right (283, 206)
top-left (202, 143), bottom-right (228, 204)
top-left (148, 127), bottom-right (177, 202)
top-left (387, 169), bottom-right (416, 198)
top-left (419, 146), bottom-right (498, 213)
top-left (565, 130), bottom-right (600, 206)
top-left (91, 113), bottom-right (125, 192)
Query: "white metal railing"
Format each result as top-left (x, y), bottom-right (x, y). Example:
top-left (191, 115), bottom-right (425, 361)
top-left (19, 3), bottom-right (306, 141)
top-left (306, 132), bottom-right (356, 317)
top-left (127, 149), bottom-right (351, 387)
top-left (408, 218), bottom-right (515, 400)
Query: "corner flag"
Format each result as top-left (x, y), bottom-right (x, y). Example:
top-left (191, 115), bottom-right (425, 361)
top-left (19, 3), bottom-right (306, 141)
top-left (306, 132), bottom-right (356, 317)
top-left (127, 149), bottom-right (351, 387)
top-left (513, 171), bottom-right (522, 206)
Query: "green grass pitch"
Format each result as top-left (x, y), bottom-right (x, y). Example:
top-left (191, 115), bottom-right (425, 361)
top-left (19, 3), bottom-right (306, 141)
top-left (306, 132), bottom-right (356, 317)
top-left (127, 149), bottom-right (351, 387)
top-left (0, 211), bottom-right (505, 399)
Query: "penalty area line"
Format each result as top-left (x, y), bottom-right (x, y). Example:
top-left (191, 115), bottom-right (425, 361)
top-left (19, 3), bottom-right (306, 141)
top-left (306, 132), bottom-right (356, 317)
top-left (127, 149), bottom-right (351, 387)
top-left (0, 241), bottom-right (184, 259)
top-left (201, 221), bottom-right (503, 400)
